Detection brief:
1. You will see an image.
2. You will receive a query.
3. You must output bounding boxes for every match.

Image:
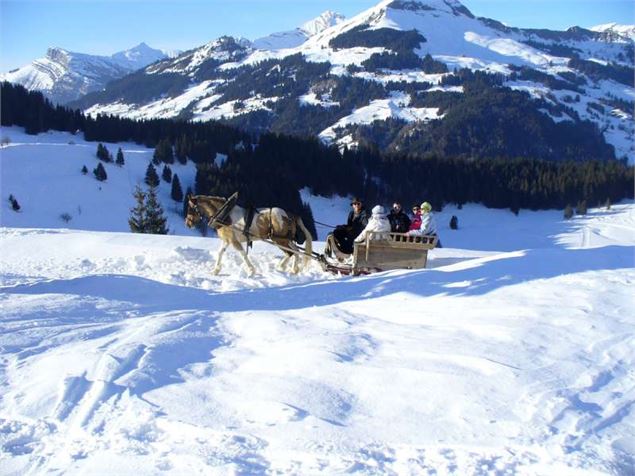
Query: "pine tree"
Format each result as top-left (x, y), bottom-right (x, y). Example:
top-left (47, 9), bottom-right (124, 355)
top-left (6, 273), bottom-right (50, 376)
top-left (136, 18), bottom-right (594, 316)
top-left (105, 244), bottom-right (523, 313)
top-left (175, 135), bottom-right (188, 164)
top-left (145, 186), bottom-right (169, 234)
top-left (605, 197), bottom-right (611, 210)
top-left (96, 143), bottom-right (112, 162)
top-left (153, 138), bottom-right (174, 164)
top-left (93, 162), bottom-right (107, 181)
top-left (81, 165), bottom-right (88, 175)
top-left (162, 164), bottom-right (172, 183)
top-left (145, 163), bottom-right (160, 187)
top-left (450, 215), bottom-right (458, 229)
top-left (576, 200), bottom-right (588, 215)
top-left (171, 174), bottom-right (183, 202)
top-left (116, 147), bottom-right (125, 166)
top-left (564, 204), bottom-right (574, 219)
top-left (8, 194), bottom-right (20, 211)
top-left (129, 186), bottom-right (147, 233)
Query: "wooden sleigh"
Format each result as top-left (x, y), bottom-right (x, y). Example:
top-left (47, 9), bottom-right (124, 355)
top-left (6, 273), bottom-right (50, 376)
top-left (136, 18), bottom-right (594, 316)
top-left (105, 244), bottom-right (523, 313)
top-left (324, 232), bottom-right (438, 275)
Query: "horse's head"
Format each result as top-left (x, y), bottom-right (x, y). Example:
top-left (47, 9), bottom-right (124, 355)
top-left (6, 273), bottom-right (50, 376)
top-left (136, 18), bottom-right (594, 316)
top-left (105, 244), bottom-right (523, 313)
top-left (185, 196), bottom-right (202, 228)
top-left (185, 195), bottom-right (228, 229)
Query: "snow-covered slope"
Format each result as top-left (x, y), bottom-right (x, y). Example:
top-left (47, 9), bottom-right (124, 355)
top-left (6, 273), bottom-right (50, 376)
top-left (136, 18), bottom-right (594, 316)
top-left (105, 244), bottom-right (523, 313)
top-left (76, 0), bottom-right (634, 162)
top-left (1, 200), bottom-right (634, 473)
top-left (1, 124), bottom-right (635, 473)
top-left (1, 43), bottom-right (167, 105)
top-left (253, 10), bottom-right (346, 50)
top-left (0, 127), bottom-right (196, 235)
top-left (591, 23), bottom-right (635, 42)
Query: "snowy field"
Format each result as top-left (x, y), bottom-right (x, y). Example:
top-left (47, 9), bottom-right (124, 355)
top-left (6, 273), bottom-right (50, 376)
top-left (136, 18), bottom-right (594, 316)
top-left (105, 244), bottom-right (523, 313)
top-left (1, 127), bottom-right (635, 474)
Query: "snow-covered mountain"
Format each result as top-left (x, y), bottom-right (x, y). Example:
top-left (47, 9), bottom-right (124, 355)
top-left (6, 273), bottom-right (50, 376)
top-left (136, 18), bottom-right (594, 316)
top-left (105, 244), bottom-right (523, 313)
top-left (1, 43), bottom-right (168, 105)
top-left (591, 22), bottom-right (635, 41)
top-left (1, 126), bottom-right (635, 474)
top-left (72, 0), bottom-right (634, 161)
top-left (253, 10), bottom-right (346, 50)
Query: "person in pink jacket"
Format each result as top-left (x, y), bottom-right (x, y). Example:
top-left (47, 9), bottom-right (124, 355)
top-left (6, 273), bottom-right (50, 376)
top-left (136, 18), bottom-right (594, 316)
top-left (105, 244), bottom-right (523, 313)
top-left (408, 201), bottom-right (437, 236)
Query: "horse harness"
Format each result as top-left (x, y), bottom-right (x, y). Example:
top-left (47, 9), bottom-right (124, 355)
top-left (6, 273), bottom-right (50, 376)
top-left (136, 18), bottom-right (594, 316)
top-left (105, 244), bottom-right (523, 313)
top-left (199, 193), bottom-right (282, 248)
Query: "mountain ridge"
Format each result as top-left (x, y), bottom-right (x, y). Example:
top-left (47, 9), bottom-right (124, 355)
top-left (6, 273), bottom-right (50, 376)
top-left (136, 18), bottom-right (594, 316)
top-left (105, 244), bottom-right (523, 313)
top-left (12, 0), bottom-right (634, 161)
top-left (1, 43), bottom-right (168, 105)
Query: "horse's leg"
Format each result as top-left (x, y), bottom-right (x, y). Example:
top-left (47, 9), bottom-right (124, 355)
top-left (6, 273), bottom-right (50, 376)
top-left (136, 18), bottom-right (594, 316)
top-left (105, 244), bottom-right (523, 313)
top-left (279, 241), bottom-right (301, 274)
top-left (232, 239), bottom-right (256, 276)
top-left (213, 241), bottom-right (229, 275)
top-left (277, 251), bottom-right (292, 272)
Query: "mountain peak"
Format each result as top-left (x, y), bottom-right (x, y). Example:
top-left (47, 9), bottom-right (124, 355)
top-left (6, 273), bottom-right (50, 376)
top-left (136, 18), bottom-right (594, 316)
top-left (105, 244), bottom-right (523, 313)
top-left (111, 43), bottom-right (166, 69)
top-left (384, 0), bottom-right (474, 18)
top-left (300, 10), bottom-right (346, 36)
top-left (253, 10), bottom-right (346, 50)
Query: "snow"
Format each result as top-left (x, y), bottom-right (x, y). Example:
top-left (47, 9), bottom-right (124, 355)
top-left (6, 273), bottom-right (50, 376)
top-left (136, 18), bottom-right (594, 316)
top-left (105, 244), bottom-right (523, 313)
top-left (0, 127), bottom-right (196, 235)
top-left (1, 126), bottom-right (635, 473)
top-left (1, 45), bottom-right (166, 105)
top-left (86, 80), bottom-right (220, 121)
top-left (319, 93), bottom-right (442, 144)
top-left (298, 92), bottom-right (339, 108)
top-left (353, 70), bottom-right (448, 85)
top-left (193, 96), bottom-right (280, 122)
top-left (591, 23), bottom-right (635, 41)
top-left (253, 11), bottom-right (346, 51)
top-left (1, 215), bottom-right (634, 472)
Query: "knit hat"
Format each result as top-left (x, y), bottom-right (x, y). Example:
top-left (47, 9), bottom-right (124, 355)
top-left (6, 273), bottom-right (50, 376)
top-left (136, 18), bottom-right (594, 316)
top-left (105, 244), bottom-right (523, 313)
top-left (371, 205), bottom-right (386, 216)
top-left (420, 201), bottom-right (432, 212)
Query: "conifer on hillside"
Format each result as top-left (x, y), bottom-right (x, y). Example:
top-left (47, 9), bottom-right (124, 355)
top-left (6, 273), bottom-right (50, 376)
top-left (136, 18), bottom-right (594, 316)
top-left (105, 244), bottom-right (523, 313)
top-left (145, 186), bottom-right (169, 234)
top-left (96, 143), bottom-right (112, 162)
top-left (576, 200), bottom-right (588, 215)
top-left (8, 194), bottom-right (20, 212)
top-left (564, 204), bottom-right (574, 219)
top-left (129, 186), bottom-right (147, 233)
top-left (145, 163), bottom-right (159, 187)
top-left (162, 165), bottom-right (172, 183)
top-left (171, 174), bottom-right (183, 202)
top-left (81, 165), bottom-right (88, 175)
top-left (116, 147), bottom-right (125, 166)
top-left (153, 138), bottom-right (174, 164)
top-left (93, 162), bottom-right (108, 181)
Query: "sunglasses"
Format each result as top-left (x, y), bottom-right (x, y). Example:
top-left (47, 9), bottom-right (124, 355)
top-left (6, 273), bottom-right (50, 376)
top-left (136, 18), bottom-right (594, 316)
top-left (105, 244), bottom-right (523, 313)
top-left (351, 202), bottom-right (361, 206)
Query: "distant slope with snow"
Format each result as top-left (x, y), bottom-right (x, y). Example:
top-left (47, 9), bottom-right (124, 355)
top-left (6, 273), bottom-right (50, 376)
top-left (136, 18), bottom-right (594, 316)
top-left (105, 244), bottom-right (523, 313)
top-left (253, 10), bottom-right (346, 50)
top-left (0, 127), bottom-right (196, 235)
top-left (1, 43), bottom-right (167, 105)
top-left (75, 0), bottom-right (634, 162)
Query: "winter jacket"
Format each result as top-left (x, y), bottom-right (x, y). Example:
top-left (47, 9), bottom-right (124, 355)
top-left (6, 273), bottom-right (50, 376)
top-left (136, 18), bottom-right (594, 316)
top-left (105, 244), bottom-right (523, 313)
top-left (355, 209), bottom-right (391, 242)
top-left (408, 210), bottom-right (437, 236)
top-left (409, 212), bottom-right (422, 231)
top-left (347, 208), bottom-right (370, 236)
top-left (388, 210), bottom-right (411, 233)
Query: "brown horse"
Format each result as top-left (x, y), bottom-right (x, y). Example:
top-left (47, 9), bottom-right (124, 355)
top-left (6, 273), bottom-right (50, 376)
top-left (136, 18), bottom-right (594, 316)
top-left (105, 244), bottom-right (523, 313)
top-left (185, 195), bottom-right (313, 275)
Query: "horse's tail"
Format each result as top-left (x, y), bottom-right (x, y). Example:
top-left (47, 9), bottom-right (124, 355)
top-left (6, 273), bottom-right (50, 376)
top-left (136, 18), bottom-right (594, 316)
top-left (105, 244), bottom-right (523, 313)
top-left (295, 216), bottom-right (313, 267)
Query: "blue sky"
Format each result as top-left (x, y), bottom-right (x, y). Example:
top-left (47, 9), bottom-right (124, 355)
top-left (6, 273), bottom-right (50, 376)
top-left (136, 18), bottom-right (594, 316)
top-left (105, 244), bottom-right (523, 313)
top-left (1, 0), bottom-right (633, 71)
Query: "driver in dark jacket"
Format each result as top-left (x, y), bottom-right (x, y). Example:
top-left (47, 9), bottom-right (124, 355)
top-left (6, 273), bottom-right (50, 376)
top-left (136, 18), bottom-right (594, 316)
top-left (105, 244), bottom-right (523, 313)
top-left (332, 197), bottom-right (370, 254)
top-left (388, 202), bottom-right (411, 233)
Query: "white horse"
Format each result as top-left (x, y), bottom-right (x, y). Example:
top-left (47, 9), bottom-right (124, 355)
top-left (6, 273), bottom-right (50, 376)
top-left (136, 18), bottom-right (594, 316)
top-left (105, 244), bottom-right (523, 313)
top-left (185, 195), bottom-right (313, 275)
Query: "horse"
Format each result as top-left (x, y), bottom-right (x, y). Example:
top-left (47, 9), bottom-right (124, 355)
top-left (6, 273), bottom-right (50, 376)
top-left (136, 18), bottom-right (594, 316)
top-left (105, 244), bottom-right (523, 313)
top-left (185, 195), bottom-right (313, 276)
